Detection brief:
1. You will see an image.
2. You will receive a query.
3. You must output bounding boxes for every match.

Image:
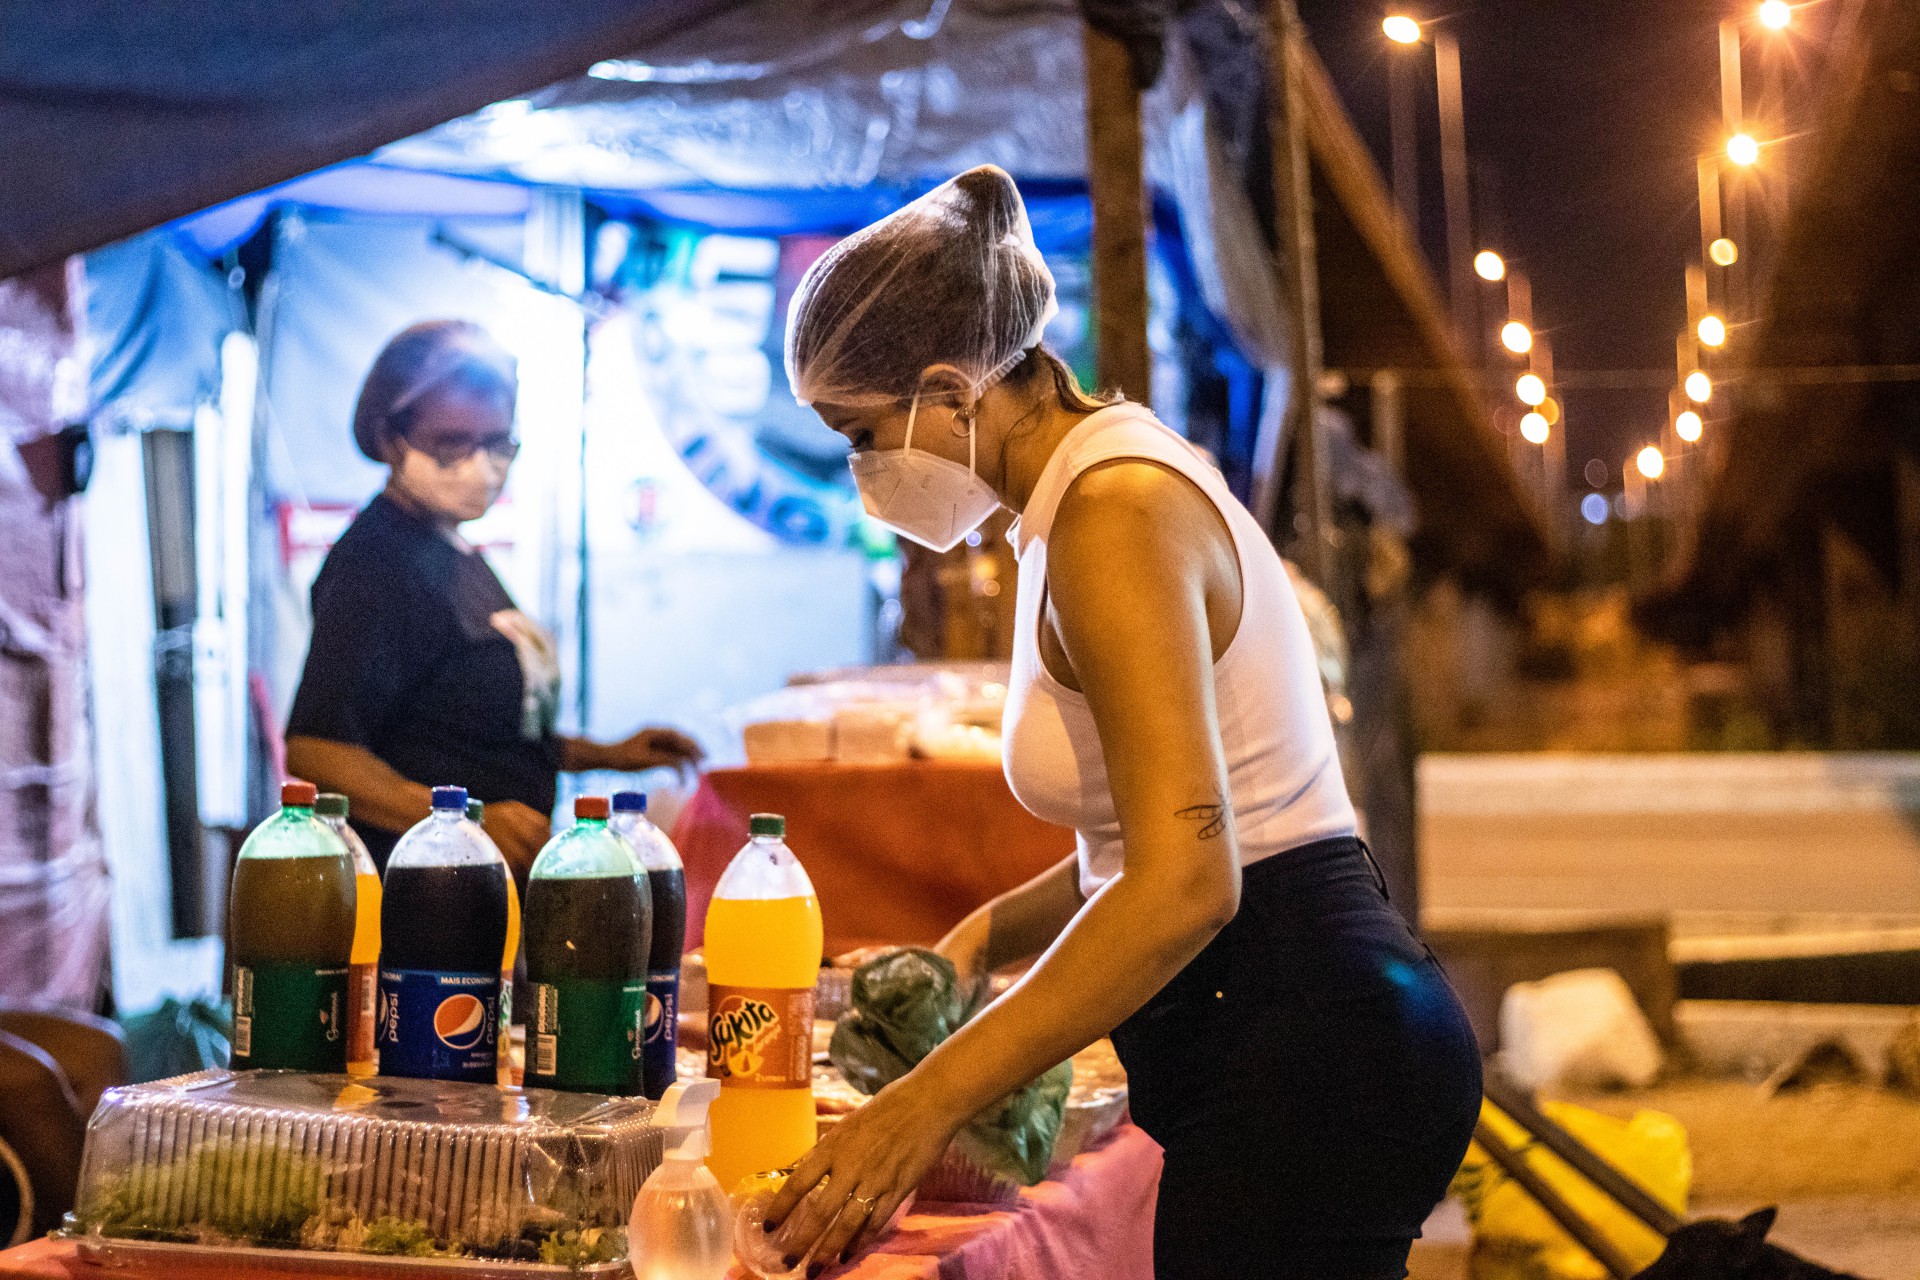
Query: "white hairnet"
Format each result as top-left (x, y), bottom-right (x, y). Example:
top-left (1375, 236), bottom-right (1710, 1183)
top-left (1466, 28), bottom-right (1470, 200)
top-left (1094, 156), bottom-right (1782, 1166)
top-left (785, 165), bottom-right (1059, 408)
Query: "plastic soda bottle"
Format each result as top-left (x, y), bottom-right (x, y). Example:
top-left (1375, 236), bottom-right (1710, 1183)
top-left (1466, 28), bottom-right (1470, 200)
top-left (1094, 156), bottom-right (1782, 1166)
top-left (377, 785), bottom-right (509, 1082)
top-left (228, 780), bottom-right (356, 1071)
top-left (703, 813), bottom-right (823, 1191)
top-left (465, 798), bottom-right (522, 1085)
top-left (610, 791), bottom-right (686, 1099)
top-left (315, 793), bottom-right (380, 1076)
top-left (524, 796), bottom-right (649, 1093)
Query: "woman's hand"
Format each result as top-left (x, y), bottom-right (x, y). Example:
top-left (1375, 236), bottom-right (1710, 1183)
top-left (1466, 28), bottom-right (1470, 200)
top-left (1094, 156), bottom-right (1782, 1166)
top-left (568, 726), bottom-right (706, 775)
top-left (763, 1073), bottom-right (963, 1270)
top-left (482, 800), bottom-right (553, 881)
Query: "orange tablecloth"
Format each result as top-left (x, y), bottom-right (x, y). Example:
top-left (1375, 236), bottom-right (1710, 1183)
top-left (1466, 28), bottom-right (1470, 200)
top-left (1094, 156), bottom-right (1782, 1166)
top-left (0, 1126), bottom-right (1161, 1280)
top-left (671, 761), bottom-right (1075, 956)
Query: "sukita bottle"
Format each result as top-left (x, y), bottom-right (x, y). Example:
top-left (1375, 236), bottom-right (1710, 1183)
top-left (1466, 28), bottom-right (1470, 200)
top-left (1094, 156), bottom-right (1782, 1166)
top-left (702, 813), bottom-right (823, 1191)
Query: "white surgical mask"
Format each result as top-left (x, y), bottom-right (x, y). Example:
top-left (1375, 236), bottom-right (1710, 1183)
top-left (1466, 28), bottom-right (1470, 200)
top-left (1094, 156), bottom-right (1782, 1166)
top-left (847, 390), bottom-right (1001, 552)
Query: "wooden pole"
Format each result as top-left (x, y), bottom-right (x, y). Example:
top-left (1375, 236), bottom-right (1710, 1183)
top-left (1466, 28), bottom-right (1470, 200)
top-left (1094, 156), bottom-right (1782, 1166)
top-left (1081, 23), bottom-right (1152, 406)
top-left (1265, 0), bottom-right (1332, 583)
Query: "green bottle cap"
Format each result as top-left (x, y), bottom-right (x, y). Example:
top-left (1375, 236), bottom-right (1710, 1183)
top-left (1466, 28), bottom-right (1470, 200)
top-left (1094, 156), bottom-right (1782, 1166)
top-left (466, 799), bottom-right (485, 823)
top-left (748, 813), bottom-right (785, 838)
top-left (314, 793), bottom-right (349, 819)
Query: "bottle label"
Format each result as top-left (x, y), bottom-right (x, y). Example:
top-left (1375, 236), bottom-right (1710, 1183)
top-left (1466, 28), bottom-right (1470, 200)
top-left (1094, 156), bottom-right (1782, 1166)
top-left (376, 968), bottom-right (499, 1082)
top-left (642, 970), bottom-right (680, 1099)
top-left (527, 978), bottom-right (647, 1094)
top-left (231, 962), bottom-right (349, 1072)
top-left (347, 961), bottom-right (378, 1072)
top-left (707, 984), bottom-right (813, 1090)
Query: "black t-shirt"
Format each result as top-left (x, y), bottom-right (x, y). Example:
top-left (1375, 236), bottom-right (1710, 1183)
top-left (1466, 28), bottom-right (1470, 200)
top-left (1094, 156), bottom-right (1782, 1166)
top-left (287, 493), bottom-right (560, 868)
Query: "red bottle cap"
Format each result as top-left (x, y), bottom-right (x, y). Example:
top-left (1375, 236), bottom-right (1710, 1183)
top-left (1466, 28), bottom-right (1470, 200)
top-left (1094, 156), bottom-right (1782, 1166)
top-left (574, 795), bottom-right (611, 821)
top-left (281, 780), bottom-right (318, 809)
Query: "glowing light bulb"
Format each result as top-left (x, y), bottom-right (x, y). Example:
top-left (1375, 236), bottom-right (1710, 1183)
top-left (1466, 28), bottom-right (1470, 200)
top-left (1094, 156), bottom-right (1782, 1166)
top-left (1501, 321), bottom-right (1533, 354)
top-left (1727, 133), bottom-right (1760, 166)
top-left (1474, 250), bottom-right (1506, 282)
top-left (1759, 1), bottom-right (1791, 30)
top-left (1685, 370), bottom-right (1713, 403)
top-left (1698, 315), bottom-right (1727, 347)
top-left (1383, 15), bottom-right (1422, 44)
top-left (1516, 373), bottom-right (1547, 406)
top-left (1676, 410), bottom-right (1703, 442)
top-left (1636, 446), bottom-right (1666, 480)
top-left (1520, 412), bottom-right (1550, 444)
top-left (1709, 238), bottom-right (1739, 266)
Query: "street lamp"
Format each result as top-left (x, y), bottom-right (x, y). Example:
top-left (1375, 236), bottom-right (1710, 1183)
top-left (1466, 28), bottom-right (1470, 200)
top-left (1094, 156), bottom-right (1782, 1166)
top-left (1383, 16), bottom-right (1478, 349)
top-left (1685, 370), bottom-right (1713, 403)
top-left (1636, 446), bottom-right (1666, 480)
top-left (1758, 1), bottom-right (1791, 30)
top-left (1474, 250), bottom-right (1506, 282)
top-left (1383, 14), bottom-right (1422, 44)
top-left (1501, 321), bottom-right (1533, 354)
top-left (1727, 132), bottom-right (1760, 166)
top-left (1697, 315), bottom-right (1727, 347)
top-left (1516, 373), bottom-right (1547, 405)
top-left (1520, 412), bottom-right (1549, 444)
top-left (1709, 237), bottom-right (1739, 266)
top-left (1676, 410), bottom-right (1704, 442)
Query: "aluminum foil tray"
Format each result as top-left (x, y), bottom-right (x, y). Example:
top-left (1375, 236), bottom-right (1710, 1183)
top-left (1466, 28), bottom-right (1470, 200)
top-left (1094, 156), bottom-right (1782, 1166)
top-left (66, 1070), bottom-right (685, 1270)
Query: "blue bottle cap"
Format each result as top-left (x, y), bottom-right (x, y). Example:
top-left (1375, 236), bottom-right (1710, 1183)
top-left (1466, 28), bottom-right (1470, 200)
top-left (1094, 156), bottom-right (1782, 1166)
top-left (430, 785), bottom-right (469, 811)
top-left (611, 791), bottom-right (648, 813)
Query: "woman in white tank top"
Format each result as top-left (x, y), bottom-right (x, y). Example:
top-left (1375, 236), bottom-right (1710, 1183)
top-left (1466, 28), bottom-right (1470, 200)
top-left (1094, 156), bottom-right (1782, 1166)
top-left (762, 167), bottom-right (1480, 1280)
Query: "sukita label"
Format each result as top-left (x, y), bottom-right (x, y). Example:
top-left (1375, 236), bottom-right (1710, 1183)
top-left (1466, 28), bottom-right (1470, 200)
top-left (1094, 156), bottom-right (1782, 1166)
top-left (707, 985), bottom-right (813, 1089)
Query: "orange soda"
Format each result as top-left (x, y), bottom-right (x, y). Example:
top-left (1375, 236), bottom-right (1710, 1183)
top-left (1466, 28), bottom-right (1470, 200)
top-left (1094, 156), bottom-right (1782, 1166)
top-left (316, 793), bottom-right (381, 1076)
top-left (703, 813), bottom-right (823, 1192)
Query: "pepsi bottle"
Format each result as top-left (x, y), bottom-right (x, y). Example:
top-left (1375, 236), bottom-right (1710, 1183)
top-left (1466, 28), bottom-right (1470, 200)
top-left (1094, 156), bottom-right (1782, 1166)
top-left (610, 790), bottom-right (687, 1099)
top-left (377, 785), bottom-right (511, 1082)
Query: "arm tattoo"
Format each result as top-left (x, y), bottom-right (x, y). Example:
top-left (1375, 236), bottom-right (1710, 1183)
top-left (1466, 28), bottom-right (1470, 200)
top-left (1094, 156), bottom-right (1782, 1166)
top-left (1175, 802), bottom-right (1227, 840)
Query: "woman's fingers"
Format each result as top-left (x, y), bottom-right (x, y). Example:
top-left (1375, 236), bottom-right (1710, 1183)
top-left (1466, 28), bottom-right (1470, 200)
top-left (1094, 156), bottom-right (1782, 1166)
top-left (809, 1186), bottom-right (879, 1269)
top-left (764, 1148), bottom-right (830, 1230)
top-left (771, 1174), bottom-right (851, 1267)
top-left (846, 1187), bottom-right (911, 1259)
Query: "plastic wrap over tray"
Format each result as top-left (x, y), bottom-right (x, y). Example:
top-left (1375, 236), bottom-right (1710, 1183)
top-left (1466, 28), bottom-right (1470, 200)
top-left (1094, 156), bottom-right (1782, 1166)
top-left (67, 1070), bottom-right (689, 1269)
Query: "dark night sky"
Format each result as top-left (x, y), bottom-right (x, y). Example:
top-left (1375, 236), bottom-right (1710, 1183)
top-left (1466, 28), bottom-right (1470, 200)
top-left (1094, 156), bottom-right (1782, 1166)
top-left (1298, 0), bottom-right (1780, 485)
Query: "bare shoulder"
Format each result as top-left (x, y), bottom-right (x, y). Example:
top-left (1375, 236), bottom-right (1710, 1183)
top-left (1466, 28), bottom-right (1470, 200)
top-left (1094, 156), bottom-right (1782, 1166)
top-left (1050, 457), bottom-right (1228, 577)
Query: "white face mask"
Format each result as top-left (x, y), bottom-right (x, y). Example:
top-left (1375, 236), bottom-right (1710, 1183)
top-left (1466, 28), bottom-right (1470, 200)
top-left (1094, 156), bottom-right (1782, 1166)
top-left (847, 390), bottom-right (1002, 552)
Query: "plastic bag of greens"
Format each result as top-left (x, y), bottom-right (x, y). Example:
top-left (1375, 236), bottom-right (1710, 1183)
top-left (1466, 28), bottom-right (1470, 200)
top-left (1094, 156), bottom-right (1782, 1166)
top-left (828, 948), bottom-right (1071, 1186)
top-left (120, 999), bottom-right (232, 1084)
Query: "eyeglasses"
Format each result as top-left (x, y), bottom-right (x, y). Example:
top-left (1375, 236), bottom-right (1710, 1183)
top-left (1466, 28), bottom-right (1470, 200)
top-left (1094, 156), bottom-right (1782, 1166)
top-left (402, 432), bottom-right (521, 468)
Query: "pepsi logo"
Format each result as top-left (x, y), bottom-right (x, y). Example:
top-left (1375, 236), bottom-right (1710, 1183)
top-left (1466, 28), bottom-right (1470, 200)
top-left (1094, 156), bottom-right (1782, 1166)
top-left (644, 992), bottom-right (664, 1030)
top-left (434, 994), bottom-right (488, 1049)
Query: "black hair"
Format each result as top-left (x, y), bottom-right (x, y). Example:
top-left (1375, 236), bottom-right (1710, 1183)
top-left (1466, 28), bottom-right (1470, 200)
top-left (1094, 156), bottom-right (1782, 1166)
top-left (351, 320), bottom-right (517, 463)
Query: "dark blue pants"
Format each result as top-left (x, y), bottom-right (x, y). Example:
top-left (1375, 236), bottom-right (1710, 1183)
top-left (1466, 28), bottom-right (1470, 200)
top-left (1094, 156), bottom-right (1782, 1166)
top-left (1109, 836), bottom-right (1482, 1279)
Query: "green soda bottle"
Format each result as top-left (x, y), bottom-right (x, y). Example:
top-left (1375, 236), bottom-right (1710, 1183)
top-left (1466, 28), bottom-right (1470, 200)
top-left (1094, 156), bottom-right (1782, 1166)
top-left (524, 796), bottom-right (650, 1094)
top-left (229, 781), bottom-right (357, 1071)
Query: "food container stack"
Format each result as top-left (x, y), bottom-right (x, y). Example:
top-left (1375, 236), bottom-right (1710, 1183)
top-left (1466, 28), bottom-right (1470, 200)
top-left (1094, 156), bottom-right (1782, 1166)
top-left (67, 1070), bottom-right (696, 1271)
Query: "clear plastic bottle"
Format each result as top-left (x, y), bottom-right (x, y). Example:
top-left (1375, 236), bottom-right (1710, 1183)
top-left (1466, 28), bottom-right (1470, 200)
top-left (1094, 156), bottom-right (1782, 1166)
top-left (378, 785), bottom-right (509, 1083)
top-left (610, 791), bottom-right (685, 1099)
top-left (525, 796), bottom-right (650, 1094)
top-left (315, 793), bottom-right (380, 1076)
top-left (229, 781), bottom-right (356, 1071)
top-left (465, 798), bottom-right (522, 1085)
top-left (703, 813), bottom-right (823, 1192)
top-left (629, 1129), bottom-right (732, 1280)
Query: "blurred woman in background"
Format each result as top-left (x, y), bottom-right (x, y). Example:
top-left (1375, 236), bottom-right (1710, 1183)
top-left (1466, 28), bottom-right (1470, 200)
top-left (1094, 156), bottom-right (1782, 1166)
top-left (286, 320), bottom-right (700, 874)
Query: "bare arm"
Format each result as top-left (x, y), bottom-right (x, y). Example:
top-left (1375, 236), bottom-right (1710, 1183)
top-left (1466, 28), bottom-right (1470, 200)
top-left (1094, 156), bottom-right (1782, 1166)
top-left (770, 460), bottom-right (1244, 1260)
top-left (935, 853), bottom-right (1083, 987)
top-left (285, 735), bottom-right (430, 833)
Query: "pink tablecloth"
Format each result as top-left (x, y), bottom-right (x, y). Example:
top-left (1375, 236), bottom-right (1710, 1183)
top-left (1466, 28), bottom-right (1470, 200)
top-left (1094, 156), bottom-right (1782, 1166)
top-left (0, 1126), bottom-right (1161, 1280)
